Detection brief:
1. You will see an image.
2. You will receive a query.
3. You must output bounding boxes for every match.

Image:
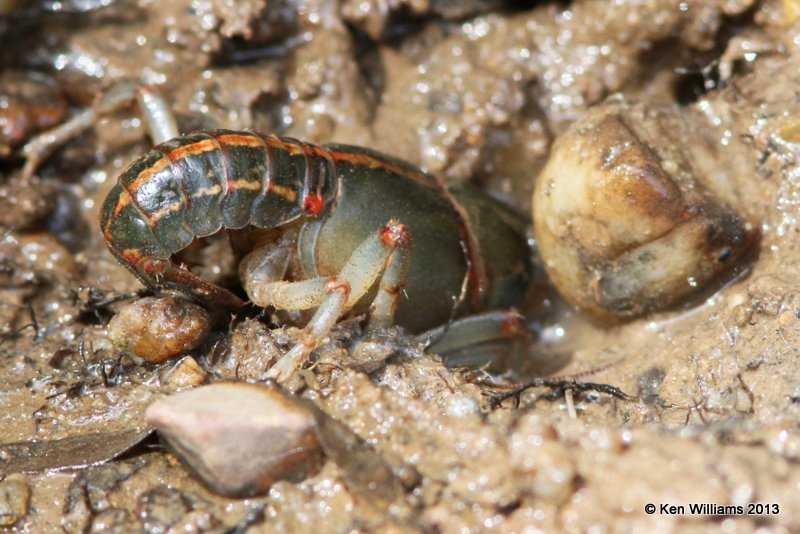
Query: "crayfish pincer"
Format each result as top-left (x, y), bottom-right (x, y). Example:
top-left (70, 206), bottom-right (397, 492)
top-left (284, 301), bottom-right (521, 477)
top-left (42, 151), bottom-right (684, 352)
top-left (533, 98), bottom-right (760, 323)
top-left (100, 131), bottom-right (533, 381)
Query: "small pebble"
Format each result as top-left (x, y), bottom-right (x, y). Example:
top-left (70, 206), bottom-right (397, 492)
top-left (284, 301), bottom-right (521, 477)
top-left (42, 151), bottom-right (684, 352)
top-left (162, 356), bottom-right (206, 389)
top-left (0, 474), bottom-right (30, 527)
top-left (764, 425), bottom-right (800, 460)
top-left (530, 443), bottom-right (575, 504)
top-left (145, 383), bottom-right (323, 497)
top-left (446, 395), bottom-right (480, 418)
top-left (108, 296), bottom-right (211, 363)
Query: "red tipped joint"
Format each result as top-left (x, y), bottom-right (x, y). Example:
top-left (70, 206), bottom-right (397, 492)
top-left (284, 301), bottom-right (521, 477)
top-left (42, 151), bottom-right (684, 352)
top-left (501, 310), bottom-right (523, 335)
top-left (139, 257), bottom-right (166, 275)
top-left (137, 85), bottom-right (158, 96)
top-left (379, 285), bottom-right (402, 297)
top-left (380, 220), bottom-right (411, 246)
top-left (303, 194), bottom-right (325, 215)
top-left (324, 276), bottom-right (351, 301)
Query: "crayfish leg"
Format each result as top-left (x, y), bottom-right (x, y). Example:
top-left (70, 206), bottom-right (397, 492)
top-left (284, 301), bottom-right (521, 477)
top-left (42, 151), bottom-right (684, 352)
top-left (235, 227), bottom-right (297, 299)
top-left (262, 220), bottom-right (412, 384)
top-left (135, 257), bottom-right (246, 309)
top-left (21, 81), bottom-right (177, 180)
top-left (366, 223), bottom-right (413, 330)
top-left (418, 309), bottom-right (530, 370)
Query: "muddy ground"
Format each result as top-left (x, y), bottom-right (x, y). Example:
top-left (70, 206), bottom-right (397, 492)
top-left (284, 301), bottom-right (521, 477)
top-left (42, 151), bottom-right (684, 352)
top-left (1, 0), bottom-right (800, 531)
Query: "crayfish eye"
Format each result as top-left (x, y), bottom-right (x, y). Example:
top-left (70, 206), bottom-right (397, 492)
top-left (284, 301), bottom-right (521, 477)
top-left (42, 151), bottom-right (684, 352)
top-left (717, 248), bottom-right (731, 263)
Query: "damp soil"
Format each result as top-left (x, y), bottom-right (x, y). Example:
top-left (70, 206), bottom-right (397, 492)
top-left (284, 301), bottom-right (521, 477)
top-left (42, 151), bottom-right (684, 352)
top-left (2, 0), bottom-right (800, 531)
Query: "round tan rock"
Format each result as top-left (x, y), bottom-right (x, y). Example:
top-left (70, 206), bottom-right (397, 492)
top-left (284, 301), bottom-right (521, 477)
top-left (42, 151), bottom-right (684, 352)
top-left (108, 296), bottom-right (211, 363)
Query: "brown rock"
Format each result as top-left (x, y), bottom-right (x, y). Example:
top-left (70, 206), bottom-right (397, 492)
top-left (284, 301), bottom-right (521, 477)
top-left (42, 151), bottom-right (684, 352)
top-left (145, 383), bottom-right (323, 497)
top-left (108, 296), bottom-right (211, 363)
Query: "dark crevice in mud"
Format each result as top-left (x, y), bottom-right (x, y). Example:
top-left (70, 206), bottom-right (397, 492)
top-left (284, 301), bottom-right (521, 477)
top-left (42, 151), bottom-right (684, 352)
top-left (47, 186), bottom-right (92, 252)
top-left (349, 27), bottom-right (386, 121)
top-left (632, 37), bottom-right (720, 106)
top-left (376, 5), bottom-right (438, 46)
top-left (672, 65), bottom-right (719, 106)
top-left (249, 90), bottom-right (290, 134)
top-left (377, 1), bottom-right (545, 47)
top-left (0, 3), bottom-right (143, 71)
top-left (670, 8), bottom-right (761, 105)
top-left (209, 0), bottom-right (301, 68)
top-left (212, 35), bottom-right (303, 68)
